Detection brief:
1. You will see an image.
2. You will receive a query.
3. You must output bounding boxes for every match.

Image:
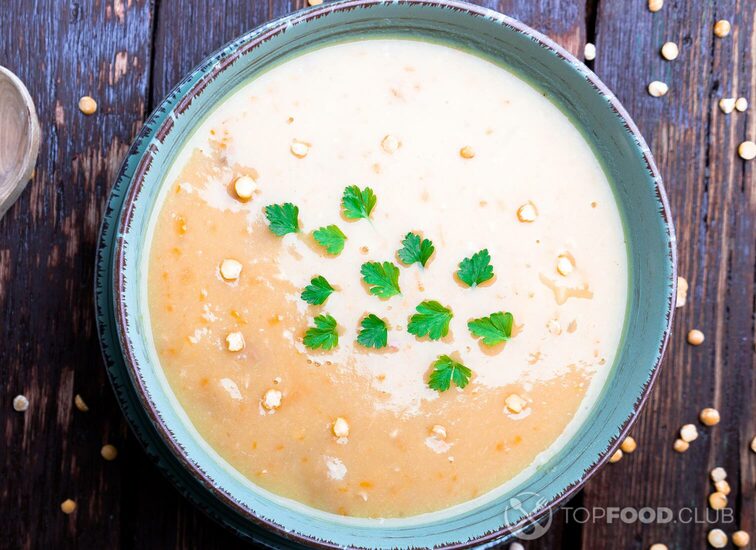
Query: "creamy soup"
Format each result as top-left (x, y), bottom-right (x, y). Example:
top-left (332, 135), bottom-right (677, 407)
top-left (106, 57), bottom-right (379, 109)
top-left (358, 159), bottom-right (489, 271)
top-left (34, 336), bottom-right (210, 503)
top-left (147, 40), bottom-right (627, 518)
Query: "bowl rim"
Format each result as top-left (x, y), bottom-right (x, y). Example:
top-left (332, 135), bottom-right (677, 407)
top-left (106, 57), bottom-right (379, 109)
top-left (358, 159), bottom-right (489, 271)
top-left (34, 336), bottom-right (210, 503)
top-left (105, 0), bottom-right (677, 547)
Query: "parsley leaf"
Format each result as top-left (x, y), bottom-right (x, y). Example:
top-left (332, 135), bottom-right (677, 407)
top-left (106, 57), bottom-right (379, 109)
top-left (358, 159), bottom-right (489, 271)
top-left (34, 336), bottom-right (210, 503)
top-left (407, 300), bottom-right (453, 340)
top-left (301, 276), bottom-right (334, 306)
top-left (303, 314), bottom-right (339, 350)
top-left (357, 314), bottom-right (388, 348)
top-left (264, 203), bottom-right (300, 236)
top-left (313, 225), bottom-right (347, 255)
top-left (428, 355), bottom-right (472, 392)
top-left (457, 248), bottom-right (494, 287)
top-left (397, 232), bottom-right (435, 267)
top-left (342, 185), bottom-right (377, 220)
top-left (360, 261), bottom-right (401, 298)
top-left (468, 312), bottom-right (514, 346)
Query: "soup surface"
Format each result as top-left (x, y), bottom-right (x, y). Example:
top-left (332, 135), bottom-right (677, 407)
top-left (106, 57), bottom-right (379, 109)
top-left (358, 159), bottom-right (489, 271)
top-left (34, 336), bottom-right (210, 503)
top-left (148, 39), bottom-right (627, 518)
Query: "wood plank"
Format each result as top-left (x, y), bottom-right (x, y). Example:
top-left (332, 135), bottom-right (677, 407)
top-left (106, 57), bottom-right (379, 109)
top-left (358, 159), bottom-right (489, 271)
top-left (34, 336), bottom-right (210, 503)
top-left (582, 0), bottom-right (755, 548)
top-left (0, 1), bottom-right (154, 549)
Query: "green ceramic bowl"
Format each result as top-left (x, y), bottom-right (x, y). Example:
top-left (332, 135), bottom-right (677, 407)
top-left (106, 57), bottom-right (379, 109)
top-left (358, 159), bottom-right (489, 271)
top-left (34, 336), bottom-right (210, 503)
top-left (96, 1), bottom-right (676, 547)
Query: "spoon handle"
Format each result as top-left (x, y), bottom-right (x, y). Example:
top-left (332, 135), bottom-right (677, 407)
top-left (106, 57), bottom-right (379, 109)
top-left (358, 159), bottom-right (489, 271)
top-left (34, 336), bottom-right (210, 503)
top-left (0, 66), bottom-right (41, 220)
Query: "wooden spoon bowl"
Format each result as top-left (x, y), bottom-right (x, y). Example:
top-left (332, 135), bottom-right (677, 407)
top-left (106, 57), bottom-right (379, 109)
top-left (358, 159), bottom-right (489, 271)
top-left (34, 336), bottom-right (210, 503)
top-left (0, 66), bottom-right (40, 220)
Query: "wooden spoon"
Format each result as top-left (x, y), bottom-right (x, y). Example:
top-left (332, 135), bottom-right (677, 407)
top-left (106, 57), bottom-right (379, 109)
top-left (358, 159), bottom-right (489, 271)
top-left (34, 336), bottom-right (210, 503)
top-left (0, 66), bottom-right (40, 220)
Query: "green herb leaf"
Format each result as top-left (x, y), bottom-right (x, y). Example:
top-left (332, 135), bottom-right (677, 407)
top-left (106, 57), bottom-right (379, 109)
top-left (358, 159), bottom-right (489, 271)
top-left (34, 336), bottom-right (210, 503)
top-left (313, 225), bottom-right (347, 255)
top-left (407, 300), bottom-right (453, 340)
top-left (303, 314), bottom-right (339, 350)
top-left (264, 203), bottom-right (300, 236)
top-left (457, 248), bottom-right (494, 287)
top-left (397, 232), bottom-right (435, 267)
top-left (301, 276), bottom-right (335, 306)
top-left (342, 185), bottom-right (377, 220)
top-left (428, 355), bottom-right (472, 392)
top-left (360, 261), bottom-right (401, 298)
top-left (357, 314), bottom-right (388, 349)
top-left (468, 312), bottom-right (514, 346)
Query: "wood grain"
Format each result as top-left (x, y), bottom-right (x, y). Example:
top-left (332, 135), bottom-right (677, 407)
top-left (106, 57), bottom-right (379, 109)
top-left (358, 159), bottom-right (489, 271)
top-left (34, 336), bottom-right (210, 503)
top-left (0, 1), bottom-right (152, 548)
top-left (582, 1), bottom-right (755, 549)
top-left (0, 0), bottom-right (752, 548)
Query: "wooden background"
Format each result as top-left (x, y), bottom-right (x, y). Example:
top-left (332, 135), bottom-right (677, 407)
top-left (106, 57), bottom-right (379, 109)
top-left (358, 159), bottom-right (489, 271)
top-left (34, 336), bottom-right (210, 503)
top-left (1, 1), bottom-right (753, 548)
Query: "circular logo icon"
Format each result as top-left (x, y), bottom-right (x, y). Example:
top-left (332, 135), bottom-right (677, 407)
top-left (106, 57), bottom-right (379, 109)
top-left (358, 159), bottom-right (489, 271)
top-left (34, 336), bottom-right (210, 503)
top-left (504, 491), bottom-right (553, 541)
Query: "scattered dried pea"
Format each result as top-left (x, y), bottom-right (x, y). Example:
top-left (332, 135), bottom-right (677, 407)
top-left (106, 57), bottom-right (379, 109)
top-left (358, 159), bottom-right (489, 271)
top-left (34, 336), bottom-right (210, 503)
top-left (584, 42), bottom-right (596, 61)
top-left (307, 0), bottom-right (323, 5)
top-left (714, 479), bottom-right (730, 495)
top-left (505, 394), bottom-right (527, 414)
top-left (735, 97), bottom-right (748, 112)
top-left (648, 81), bottom-right (669, 97)
top-left (219, 258), bottom-right (243, 281)
top-left (738, 141), bottom-right (756, 160)
top-left (233, 175), bottom-right (257, 201)
top-left (332, 417), bottom-right (350, 438)
top-left (516, 202), bottom-right (538, 223)
top-left (381, 135), bottom-right (400, 154)
top-left (60, 499), bottom-right (77, 514)
top-left (751, 435), bottom-right (756, 453)
top-left (649, 545), bottom-right (668, 550)
top-left (710, 467), bottom-right (727, 482)
top-left (708, 491), bottom-right (728, 510)
top-left (100, 444), bottom-right (118, 461)
top-left (680, 424), bottom-right (698, 442)
top-left (673, 438), bottom-right (689, 453)
top-left (699, 407), bottom-right (720, 426)
top-left (719, 98), bottom-right (736, 114)
top-left (648, 0), bottom-right (663, 12)
top-left (262, 388), bottom-right (282, 411)
top-left (290, 139), bottom-right (310, 158)
top-left (12, 395), bottom-right (29, 412)
top-left (74, 394), bottom-right (89, 412)
top-left (78, 96), bottom-right (97, 115)
top-left (620, 436), bottom-right (637, 453)
top-left (661, 42), bottom-right (679, 60)
top-left (225, 332), bottom-right (245, 352)
top-left (707, 528), bottom-right (728, 548)
top-left (687, 329), bottom-right (704, 346)
top-left (556, 255), bottom-right (574, 276)
top-left (713, 20), bottom-right (731, 38)
top-left (459, 145), bottom-right (475, 159)
top-left (609, 449), bottom-right (623, 463)
top-left (676, 276), bottom-right (688, 307)
top-left (733, 531), bottom-right (751, 548)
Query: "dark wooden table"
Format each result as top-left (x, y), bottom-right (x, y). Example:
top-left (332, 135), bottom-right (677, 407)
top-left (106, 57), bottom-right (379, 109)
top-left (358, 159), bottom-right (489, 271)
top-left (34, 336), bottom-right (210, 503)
top-left (1, 1), bottom-right (754, 548)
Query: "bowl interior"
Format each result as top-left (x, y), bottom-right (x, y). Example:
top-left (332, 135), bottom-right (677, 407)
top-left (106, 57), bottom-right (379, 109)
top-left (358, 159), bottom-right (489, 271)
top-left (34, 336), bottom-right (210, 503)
top-left (109, 1), bottom-right (675, 547)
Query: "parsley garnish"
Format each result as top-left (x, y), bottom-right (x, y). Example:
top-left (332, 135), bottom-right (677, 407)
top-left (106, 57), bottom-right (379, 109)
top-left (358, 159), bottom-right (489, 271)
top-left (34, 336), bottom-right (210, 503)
top-left (468, 312), bottom-right (514, 346)
top-left (357, 314), bottom-right (388, 349)
top-left (264, 203), bottom-right (300, 236)
top-left (342, 185), bottom-right (377, 220)
top-left (360, 261), bottom-right (401, 298)
top-left (303, 314), bottom-right (339, 350)
top-left (301, 276), bottom-right (334, 306)
top-left (313, 225), bottom-right (347, 255)
top-left (407, 300), bottom-right (453, 340)
top-left (397, 232), bottom-right (435, 267)
top-left (428, 355), bottom-right (472, 392)
top-left (457, 249), bottom-right (494, 287)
